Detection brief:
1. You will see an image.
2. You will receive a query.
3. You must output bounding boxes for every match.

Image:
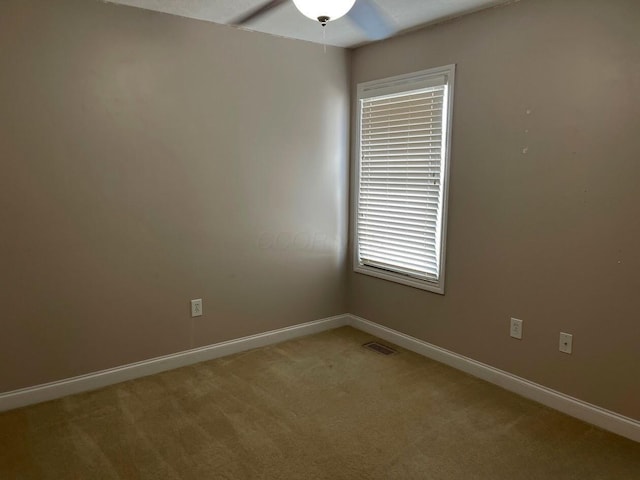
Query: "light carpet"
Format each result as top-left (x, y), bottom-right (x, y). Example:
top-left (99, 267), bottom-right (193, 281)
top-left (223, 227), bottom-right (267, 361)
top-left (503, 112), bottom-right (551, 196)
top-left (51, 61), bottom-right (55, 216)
top-left (1, 327), bottom-right (638, 479)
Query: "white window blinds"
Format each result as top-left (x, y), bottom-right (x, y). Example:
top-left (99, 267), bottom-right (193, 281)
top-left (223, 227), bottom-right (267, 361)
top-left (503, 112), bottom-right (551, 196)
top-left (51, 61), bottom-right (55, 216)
top-left (355, 67), bottom-right (453, 292)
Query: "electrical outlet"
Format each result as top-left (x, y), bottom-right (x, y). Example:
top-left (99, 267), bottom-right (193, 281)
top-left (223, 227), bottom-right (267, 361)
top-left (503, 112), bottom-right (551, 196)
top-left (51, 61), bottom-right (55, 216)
top-left (510, 318), bottom-right (523, 340)
top-left (191, 299), bottom-right (203, 317)
top-left (559, 332), bottom-right (573, 354)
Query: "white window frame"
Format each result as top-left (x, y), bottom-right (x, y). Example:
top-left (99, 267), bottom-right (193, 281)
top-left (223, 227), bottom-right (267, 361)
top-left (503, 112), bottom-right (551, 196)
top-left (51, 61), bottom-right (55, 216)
top-left (353, 64), bottom-right (455, 294)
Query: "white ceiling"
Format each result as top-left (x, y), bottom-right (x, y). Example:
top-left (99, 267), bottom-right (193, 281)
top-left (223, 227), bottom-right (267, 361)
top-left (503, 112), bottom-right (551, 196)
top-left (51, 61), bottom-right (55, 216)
top-left (104, 0), bottom-right (509, 48)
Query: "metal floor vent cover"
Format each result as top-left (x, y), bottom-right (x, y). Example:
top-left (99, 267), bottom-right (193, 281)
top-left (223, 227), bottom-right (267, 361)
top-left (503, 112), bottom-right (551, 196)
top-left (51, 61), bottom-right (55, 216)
top-left (363, 342), bottom-right (397, 356)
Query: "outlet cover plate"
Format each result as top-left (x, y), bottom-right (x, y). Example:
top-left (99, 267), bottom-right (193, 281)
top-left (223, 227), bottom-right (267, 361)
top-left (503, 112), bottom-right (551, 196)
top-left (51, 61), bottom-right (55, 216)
top-left (191, 299), bottom-right (203, 318)
top-left (559, 332), bottom-right (573, 354)
top-left (510, 318), bottom-right (523, 340)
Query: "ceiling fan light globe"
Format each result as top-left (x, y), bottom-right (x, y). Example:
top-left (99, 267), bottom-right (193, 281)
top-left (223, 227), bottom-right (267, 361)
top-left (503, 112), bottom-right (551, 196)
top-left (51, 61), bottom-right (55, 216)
top-left (292, 0), bottom-right (357, 23)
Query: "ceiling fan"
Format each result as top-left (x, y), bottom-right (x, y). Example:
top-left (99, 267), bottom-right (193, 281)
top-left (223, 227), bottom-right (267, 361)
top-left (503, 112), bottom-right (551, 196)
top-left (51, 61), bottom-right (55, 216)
top-left (232, 0), bottom-right (396, 41)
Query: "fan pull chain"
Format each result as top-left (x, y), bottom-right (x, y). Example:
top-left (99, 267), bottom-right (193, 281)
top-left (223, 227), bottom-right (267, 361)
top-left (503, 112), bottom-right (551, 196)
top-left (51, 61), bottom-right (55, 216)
top-left (323, 25), bottom-right (327, 53)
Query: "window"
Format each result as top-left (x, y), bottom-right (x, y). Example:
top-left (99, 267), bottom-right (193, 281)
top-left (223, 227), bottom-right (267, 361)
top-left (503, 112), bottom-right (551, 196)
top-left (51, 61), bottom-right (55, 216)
top-left (353, 65), bottom-right (455, 294)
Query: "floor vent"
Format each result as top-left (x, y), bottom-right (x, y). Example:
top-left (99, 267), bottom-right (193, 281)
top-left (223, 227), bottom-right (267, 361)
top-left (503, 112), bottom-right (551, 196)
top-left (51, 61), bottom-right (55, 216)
top-left (363, 342), bottom-right (397, 356)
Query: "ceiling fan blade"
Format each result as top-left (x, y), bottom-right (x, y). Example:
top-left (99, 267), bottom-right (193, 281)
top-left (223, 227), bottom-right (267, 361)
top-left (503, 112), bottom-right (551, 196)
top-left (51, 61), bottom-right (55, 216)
top-left (347, 0), bottom-right (396, 40)
top-left (232, 0), bottom-right (289, 26)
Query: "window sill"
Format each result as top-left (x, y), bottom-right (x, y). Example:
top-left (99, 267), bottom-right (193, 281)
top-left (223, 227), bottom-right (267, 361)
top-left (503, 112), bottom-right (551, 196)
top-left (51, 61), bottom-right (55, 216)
top-left (354, 264), bottom-right (445, 295)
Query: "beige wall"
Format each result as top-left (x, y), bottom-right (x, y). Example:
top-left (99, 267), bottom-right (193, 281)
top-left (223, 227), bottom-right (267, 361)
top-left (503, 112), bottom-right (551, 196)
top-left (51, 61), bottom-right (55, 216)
top-left (0, 0), bottom-right (350, 392)
top-left (2, 0), bottom-right (638, 424)
top-left (350, 0), bottom-right (640, 420)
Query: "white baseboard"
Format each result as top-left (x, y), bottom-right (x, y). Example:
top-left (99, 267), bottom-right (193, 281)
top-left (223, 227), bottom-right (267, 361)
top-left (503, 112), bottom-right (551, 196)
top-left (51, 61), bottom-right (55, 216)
top-left (346, 314), bottom-right (640, 443)
top-left (0, 314), bottom-right (349, 413)
top-left (2, 312), bottom-right (637, 444)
